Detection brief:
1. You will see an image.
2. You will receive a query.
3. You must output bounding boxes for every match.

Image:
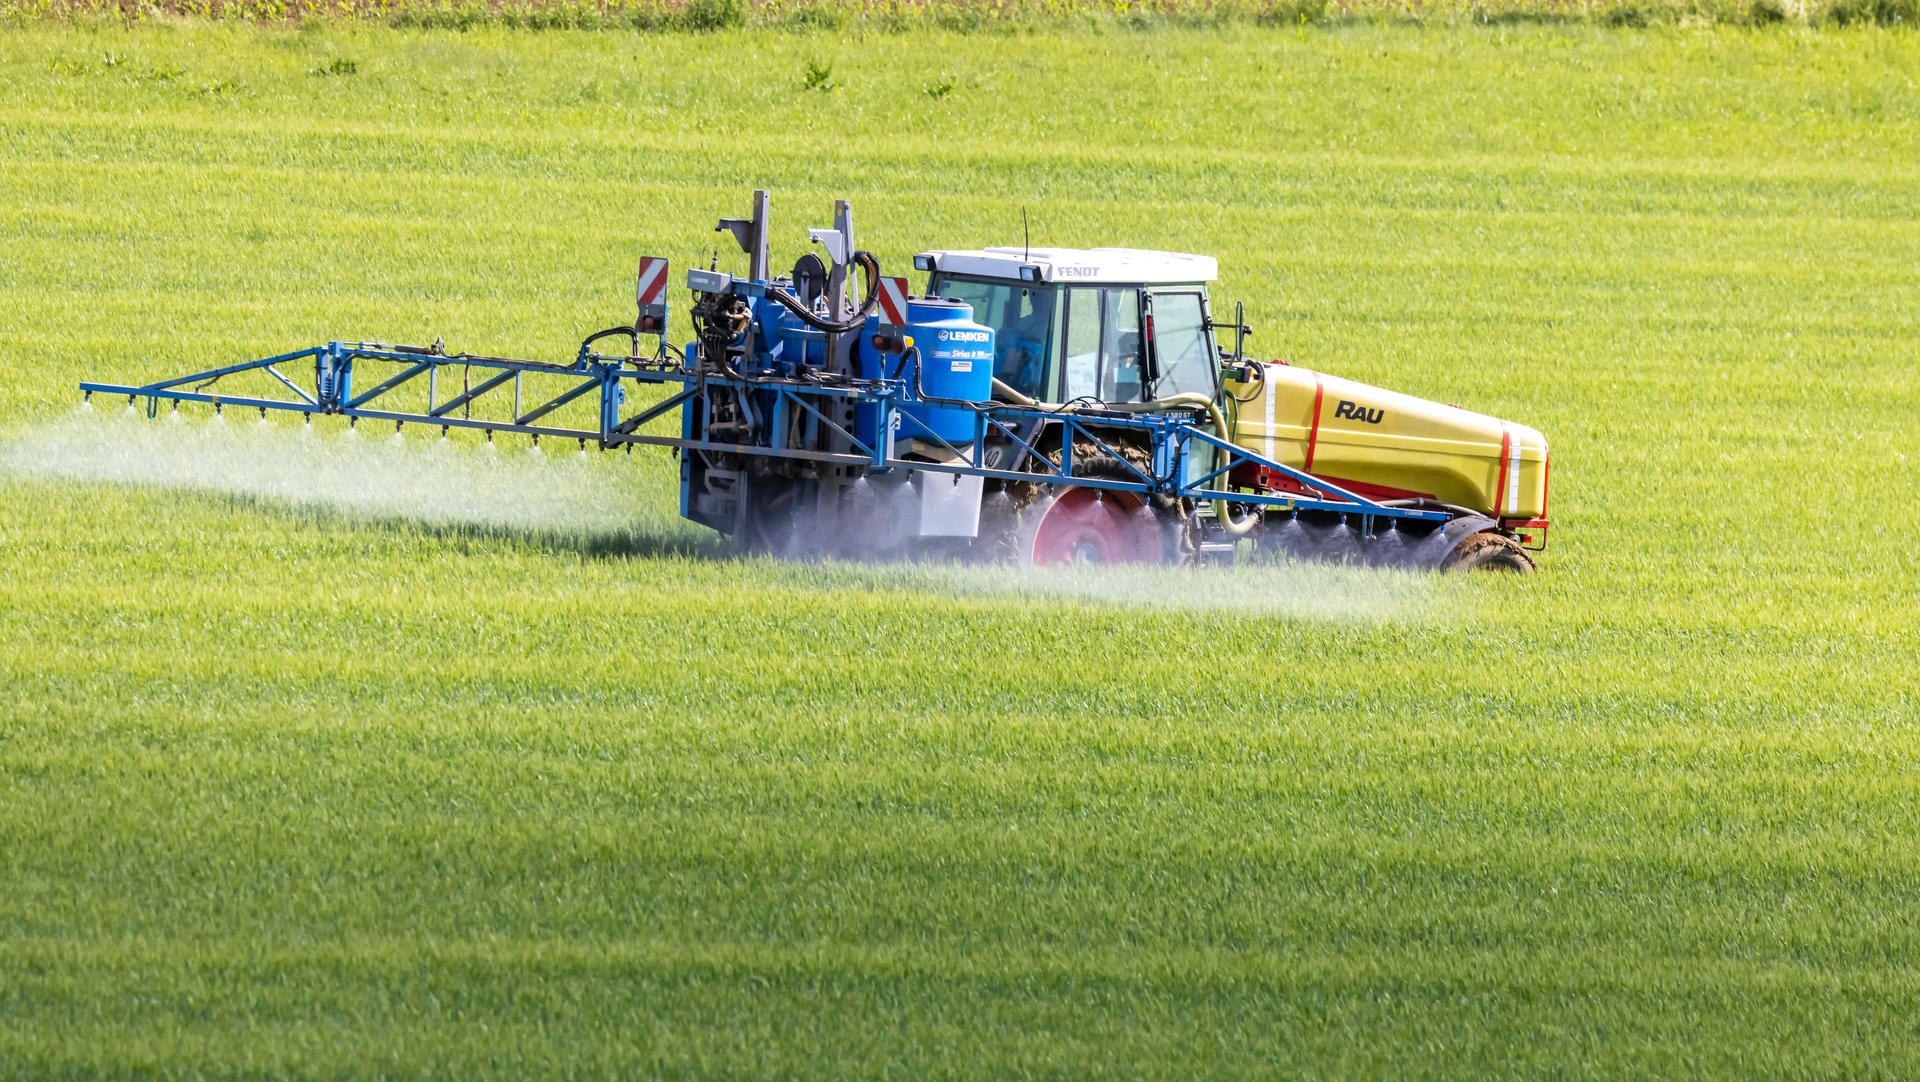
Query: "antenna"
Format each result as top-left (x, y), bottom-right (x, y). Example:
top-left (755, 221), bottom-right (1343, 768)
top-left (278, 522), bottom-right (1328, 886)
top-left (1022, 208), bottom-right (1030, 262)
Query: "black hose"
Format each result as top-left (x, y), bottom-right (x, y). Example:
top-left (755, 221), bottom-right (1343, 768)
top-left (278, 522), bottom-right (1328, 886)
top-left (905, 346), bottom-right (995, 413)
top-left (763, 250), bottom-right (883, 333)
top-left (1226, 359), bottom-right (1265, 403)
top-left (579, 326), bottom-right (638, 357)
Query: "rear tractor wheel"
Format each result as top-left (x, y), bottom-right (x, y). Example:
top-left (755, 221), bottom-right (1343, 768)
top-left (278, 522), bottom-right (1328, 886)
top-left (1023, 486), bottom-right (1161, 567)
top-left (1441, 530), bottom-right (1535, 574)
top-left (978, 436), bottom-right (1184, 568)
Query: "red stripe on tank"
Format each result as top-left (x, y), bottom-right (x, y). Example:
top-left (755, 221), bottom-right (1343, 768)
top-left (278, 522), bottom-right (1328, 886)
top-left (1304, 373), bottom-right (1325, 473)
top-left (1494, 428), bottom-right (1513, 517)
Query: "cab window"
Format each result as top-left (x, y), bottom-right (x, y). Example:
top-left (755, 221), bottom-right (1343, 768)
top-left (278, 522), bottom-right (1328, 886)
top-left (929, 275), bottom-right (1055, 400)
top-left (1148, 291), bottom-right (1215, 399)
top-left (1061, 288), bottom-right (1100, 400)
top-left (1061, 287), bottom-right (1143, 403)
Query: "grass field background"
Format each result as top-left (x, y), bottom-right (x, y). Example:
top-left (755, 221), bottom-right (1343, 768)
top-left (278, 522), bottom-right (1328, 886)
top-left (10, 0), bottom-right (1919, 34)
top-left (1, 22), bottom-right (1917, 1078)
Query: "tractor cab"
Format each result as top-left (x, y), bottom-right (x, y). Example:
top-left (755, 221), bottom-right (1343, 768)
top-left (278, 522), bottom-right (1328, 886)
top-left (914, 247), bottom-right (1222, 406)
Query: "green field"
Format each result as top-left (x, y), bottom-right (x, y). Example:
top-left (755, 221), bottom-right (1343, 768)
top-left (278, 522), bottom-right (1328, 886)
top-left (2, 21), bottom-right (1918, 1078)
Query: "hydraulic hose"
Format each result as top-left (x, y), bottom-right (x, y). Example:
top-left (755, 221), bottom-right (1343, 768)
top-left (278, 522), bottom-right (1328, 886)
top-left (764, 250), bottom-right (883, 334)
top-left (907, 346), bottom-right (994, 413)
top-left (988, 380), bottom-right (1258, 537)
top-left (1225, 357), bottom-right (1266, 404)
top-left (578, 326), bottom-right (639, 362)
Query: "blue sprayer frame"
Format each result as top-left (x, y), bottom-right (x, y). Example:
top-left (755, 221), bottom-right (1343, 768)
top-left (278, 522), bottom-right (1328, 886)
top-left (79, 336), bottom-right (1450, 534)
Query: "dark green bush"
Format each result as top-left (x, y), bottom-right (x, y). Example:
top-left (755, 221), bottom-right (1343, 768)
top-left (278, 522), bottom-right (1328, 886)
top-left (1826, 0), bottom-right (1915, 23)
top-left (1599, 1), bottom-right (1653, 26)
top-left (672, 0), bottom-right (745, 30)
top-left (768, 0), bottom-right (848, 29)
top-left (1256, 0), bottom-right (1328, 25)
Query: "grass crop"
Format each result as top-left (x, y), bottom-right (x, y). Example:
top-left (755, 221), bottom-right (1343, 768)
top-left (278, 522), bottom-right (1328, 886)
top-left (9, 0), bottom-right (1920, 33)
top-left (1, 20), bottom-right (1917, 1079)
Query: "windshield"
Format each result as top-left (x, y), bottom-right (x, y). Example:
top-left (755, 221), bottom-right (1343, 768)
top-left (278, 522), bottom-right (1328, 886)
top-left (929, 276), bottom-right (1055, 400)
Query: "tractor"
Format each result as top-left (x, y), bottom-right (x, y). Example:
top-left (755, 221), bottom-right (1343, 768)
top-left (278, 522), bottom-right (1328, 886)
top-left (81, 190), bottom-right (1549, 572)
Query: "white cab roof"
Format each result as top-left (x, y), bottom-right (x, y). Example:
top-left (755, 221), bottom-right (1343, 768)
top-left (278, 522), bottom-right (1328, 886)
top-left (918, 246), bottom-right (1217, 286)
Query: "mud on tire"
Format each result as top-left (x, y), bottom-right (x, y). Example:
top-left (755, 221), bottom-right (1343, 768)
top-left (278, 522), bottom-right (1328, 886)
top-left (1441, 531), bottom-right (1536, 574)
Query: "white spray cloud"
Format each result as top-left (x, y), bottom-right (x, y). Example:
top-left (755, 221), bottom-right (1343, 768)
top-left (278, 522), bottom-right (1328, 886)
top-left (869, 559), bottom-right (1441, 622)
top-left (7, 408), bottom-right (1441, 622)
top-left (740, 481), bottom-right (1443, 622)
top-left (1, 408), bottom-right (659, 534)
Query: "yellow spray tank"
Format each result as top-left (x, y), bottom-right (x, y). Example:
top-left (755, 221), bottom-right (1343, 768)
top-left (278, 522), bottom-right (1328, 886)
top-left (1226, 362), bottom-right (1549, 524)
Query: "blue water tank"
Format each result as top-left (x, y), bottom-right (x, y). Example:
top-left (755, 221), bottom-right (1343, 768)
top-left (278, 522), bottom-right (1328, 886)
top-left (754, 297), bottom-right (830, 376)
top-left (857, 298), bottom-right (995, 446)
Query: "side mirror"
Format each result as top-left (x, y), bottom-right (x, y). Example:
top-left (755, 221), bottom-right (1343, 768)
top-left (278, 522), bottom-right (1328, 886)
top-left (1205, 301), bottom-right (1252, 363)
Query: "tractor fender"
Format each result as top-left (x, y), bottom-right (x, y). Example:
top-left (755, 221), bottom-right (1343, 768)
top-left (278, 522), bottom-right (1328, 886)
top-left (1439, 512), bottom-right (1499, 543)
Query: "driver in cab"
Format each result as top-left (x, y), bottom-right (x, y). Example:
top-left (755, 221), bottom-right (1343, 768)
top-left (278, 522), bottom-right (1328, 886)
top-left (992, 288), bottom-right (1054, 399)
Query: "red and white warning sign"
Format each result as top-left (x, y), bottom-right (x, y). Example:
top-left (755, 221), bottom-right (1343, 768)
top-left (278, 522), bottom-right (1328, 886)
top-left (635, 257), bottom-right (670, 307)
top-left (876, 276), bottom-right (911, 328)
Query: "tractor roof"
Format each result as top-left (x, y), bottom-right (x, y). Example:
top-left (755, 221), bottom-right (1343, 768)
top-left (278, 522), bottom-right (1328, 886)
top-left (917, 247), bottom-right (1217, 286)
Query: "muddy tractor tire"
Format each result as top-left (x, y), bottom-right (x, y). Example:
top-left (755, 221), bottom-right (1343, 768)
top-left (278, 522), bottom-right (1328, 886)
top-left (1441, 530), bottom-right (1536, 574)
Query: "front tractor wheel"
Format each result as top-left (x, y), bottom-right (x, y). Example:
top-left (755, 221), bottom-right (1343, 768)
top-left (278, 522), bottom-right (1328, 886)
top-left (1441, 531), bottom-right (1536, 574)
top-left (1025, 486), bottom-right (1160, 567)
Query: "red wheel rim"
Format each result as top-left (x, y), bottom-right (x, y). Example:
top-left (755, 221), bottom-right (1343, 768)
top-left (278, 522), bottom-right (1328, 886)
top-left (1028, 487), bottom-right (1156, 566)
